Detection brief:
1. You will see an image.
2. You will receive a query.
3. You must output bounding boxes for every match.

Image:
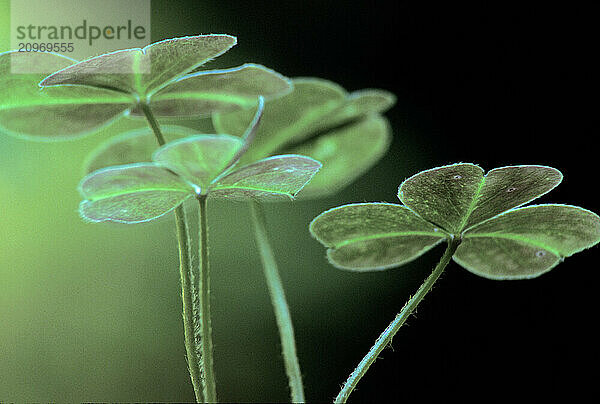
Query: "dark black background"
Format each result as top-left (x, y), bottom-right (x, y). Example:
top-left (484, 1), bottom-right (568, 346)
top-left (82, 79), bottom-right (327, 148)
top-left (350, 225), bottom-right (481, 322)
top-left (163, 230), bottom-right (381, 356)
top-left (153, 1), bottom-right (598, 402)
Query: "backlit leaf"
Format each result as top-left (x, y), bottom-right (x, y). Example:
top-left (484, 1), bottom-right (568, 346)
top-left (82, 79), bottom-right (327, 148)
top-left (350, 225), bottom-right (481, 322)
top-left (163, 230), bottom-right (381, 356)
top-left (287, 116), bottom-right (391, 197)
top-left (79, 164), bottom-right (192, 223)
top-left (152, 135), bottom-right (244, 190)
top-left (213, 78), bottom-right (395, 165)
top-left (83, 125), bottom-right (199, 174)
top-left (454, 204), bottom-right (600, 279)
top-left (310, 203), bottom-right (446, 270)
top-left (129, 64), bottom-right (292, 117)
top-left (0, 51), bottom-right (132, 139)
top-left (40, 35), bottom-right (237, 96)
top-left (211, 155), bottom-right (322, 201)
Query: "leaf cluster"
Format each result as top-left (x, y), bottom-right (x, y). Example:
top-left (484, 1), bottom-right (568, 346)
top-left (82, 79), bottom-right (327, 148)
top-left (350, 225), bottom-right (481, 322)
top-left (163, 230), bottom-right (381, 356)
top-left (311, 163), bottom-right (600, 279)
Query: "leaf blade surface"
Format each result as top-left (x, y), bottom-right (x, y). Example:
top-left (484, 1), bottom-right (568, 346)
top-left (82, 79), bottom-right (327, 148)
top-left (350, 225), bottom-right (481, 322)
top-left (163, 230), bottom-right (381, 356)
top-left (310, 203), bottom-right (446, 270)
top-left (79, 163), bottom-right (192, 223)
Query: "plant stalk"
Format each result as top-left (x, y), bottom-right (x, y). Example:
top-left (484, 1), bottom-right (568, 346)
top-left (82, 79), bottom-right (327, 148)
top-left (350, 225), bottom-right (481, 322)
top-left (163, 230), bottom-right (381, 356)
top-left (140, 101), bottom-right (204, 402)
top-left (139, 101), bottom-right (167, 145)
top-left (333, 236), bottom-right (461, 404)
top-left (175, 206), bottom-right (204, 403)
top-left (250, 201), bottom-right (305, 403)
top-left (197, 195), bottom-right (217, 403)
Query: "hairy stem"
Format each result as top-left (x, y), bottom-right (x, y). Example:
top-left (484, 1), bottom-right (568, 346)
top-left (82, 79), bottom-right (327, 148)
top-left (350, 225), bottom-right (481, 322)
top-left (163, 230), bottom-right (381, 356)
top-left (333, 236), bottom-right (461, 404)
top-left (141, 102), bottom-right (203, 402)
top-left (198, 195), bottom-right (217, 403)
top-left (250, 202), bottom-right (305, 403)
top-left (175, 206), bottom-right (204, 402)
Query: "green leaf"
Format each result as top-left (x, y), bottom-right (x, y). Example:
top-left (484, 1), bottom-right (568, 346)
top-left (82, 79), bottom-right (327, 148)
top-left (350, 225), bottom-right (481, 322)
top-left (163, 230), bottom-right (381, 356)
top-left (152, 135), bottom-right (244, 191)
top-left (83, 125), bottom-right (199, 174)
top-left (0, 51), bottom-right (132, 139)
top-left (454, 204), bottom-right (600, 279)
top-left (211, 155), bottom-right (322, 201)
top-left (213, 78), bottom-right (396, 164)
top-left (398, 164), bottom-right (563, 234)
top-left (312, 163), bottom-right (600, 277)
top-left (128, 64), bottom-right (292, 117)
top-left (40, 35), bottom-right (237, 96)
top-left (464, 165), bottom-right (563, 229)
top-left (312, 88), bottom-right (396, 130)
top-left (79, 164), bottom-right (192, 223)
top-left (310, 203), bottom-right (447, 270)
top-left (286, 116), bottom-right (391, 198)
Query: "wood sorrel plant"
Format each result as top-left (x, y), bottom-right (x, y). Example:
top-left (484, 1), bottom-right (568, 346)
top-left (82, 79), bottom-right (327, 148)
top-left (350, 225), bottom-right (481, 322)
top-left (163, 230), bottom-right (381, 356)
top-left (310, 163), bottom-right (600, 403)
top-left (82, 77), bottom-right (396, 197)
top-left (79, 99), bottom-right (321, 402)
top-left (1, 33), bottom-right (397, 402)
top-left (76, 73), bottom-right (396, 402)
top-left (0, 35), bottom-right (319, 402)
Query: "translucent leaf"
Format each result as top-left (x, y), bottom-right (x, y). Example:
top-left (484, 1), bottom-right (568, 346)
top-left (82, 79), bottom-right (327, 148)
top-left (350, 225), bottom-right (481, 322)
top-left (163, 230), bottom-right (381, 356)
top-left (398, 164), bottom-right (563, 234)
top-left (79, 164), bottom-right (192, 223)
top-left (286, 116), bottom-right (391, 198)
top-left (128, 64), bottom-right (292, 117)
top-left (314, 88), bottom-right (396, 130)
top-left (152, 135), bottom-right (244, 190)
top-left (211, 155), bottom-right (322, 201)
top-left (310, 203), bottom-right (447, 271)
top-left (83, 125), bottom-right (199, 174)
top-left (0, 51), bottom-right (132, 139)
top-left (40, 35), bottom-right (237, 96)
top-left (454, 204), bottom-right (600, 279)
top-left (213, 78), bottom-right (396, 164)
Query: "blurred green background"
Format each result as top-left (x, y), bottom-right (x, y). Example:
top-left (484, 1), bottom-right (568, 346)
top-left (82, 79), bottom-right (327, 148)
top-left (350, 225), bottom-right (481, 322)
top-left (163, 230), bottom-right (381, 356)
top-left (1, 1), bottom-right (598, 402)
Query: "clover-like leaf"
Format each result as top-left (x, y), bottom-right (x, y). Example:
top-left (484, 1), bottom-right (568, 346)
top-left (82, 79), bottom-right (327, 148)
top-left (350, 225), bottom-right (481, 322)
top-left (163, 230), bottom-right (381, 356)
top-left (398, 164), bottom-right (563, 234)
top-left (214, 78), bottom-right (395, 163)
top-left (153, 135), bottom-right (244, 191)
top-left (83, 125), bottom-right (199, 174)
top-left (128, 64), bottom-right (292, 117)
top-left (455, 204), bottom-right (600, 279)
top-left (285, 116), bottom-right (391, 197)
top-left (211, 155), bottom-right (322, 201)
top-left (40, 35), bottom-right (291, 120)
top-left (0, 51), bottom-right (132, 138)
top-left (2, 35), bottom-right (292, 140)
top-left (310, 203), bottom-right (446, 270)
top-left (213, 78), bottom-right (395, 197)
top-left (311, 164), bottom-right (600, 278)
top-left (40, 35), bottom-right (237, 96)
top-left (80, 137), bottom-right (321, 223)
top-left (79, 164), bottom-right (193, 223)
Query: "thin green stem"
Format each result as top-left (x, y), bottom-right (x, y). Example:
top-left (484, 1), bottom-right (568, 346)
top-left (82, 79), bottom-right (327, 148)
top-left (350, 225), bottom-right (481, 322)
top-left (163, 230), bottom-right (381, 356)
top-left (198, 195), bottom-right (217, 403)
top-left (250, 201), bottom-right (305, 403)
top-left (139, 101), bottom-right (167, 146)
top-left (175, 206), bottom-right (204, 403)
top-left (333, 236), bottom-right (462, 404)
top-left (141, 102), bottom-right (203, 402)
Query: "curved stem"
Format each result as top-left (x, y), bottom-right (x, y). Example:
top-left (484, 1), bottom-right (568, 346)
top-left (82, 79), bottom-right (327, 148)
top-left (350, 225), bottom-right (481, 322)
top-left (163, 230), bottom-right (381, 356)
top-left (250, 202), bottom-right (305, 403)
top-left (333, 236), bottom-right (461, 404)
top-left (141, 102), bottom-right (203, 402)
top-left (198, 195), bottom-right (217, 403)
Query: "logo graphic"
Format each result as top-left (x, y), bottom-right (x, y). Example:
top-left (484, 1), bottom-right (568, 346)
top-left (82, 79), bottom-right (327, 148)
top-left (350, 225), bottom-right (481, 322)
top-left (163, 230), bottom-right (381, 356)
top-left (10, 0), bottom-right (151, 73)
